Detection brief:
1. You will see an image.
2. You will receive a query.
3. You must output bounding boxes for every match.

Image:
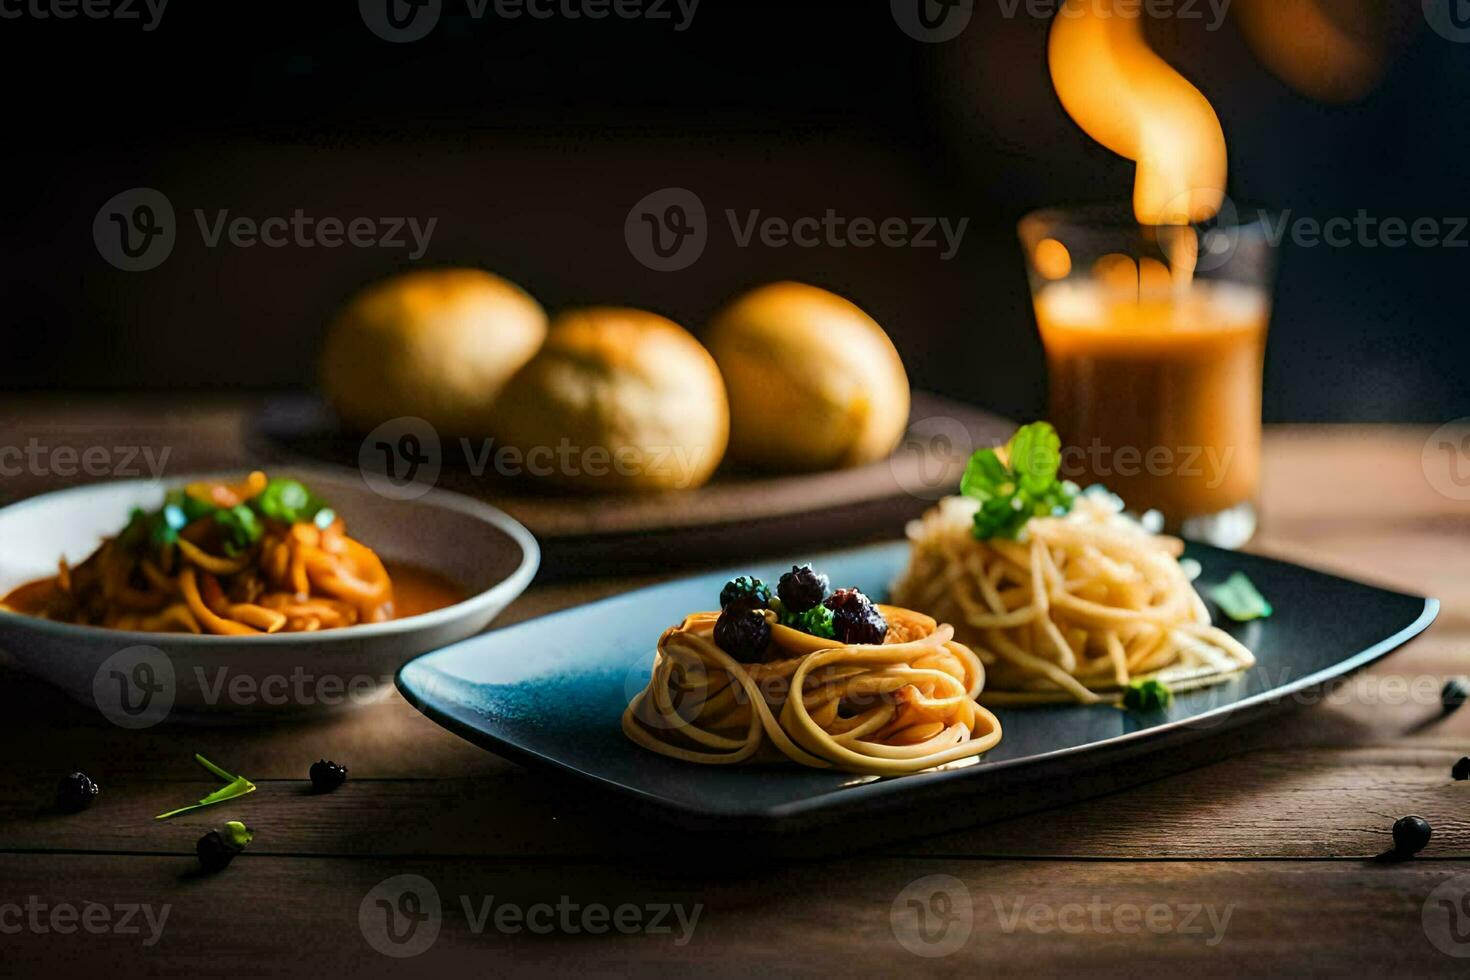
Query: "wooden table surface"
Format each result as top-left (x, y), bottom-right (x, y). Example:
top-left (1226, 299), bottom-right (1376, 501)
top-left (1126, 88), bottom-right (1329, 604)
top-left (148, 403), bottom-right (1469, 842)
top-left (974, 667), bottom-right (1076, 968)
top-left (2, 398), bottom-right (1468, 976)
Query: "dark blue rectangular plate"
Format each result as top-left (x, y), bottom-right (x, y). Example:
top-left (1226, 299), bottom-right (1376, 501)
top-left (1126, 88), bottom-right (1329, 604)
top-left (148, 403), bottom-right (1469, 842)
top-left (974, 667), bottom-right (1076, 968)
top-left (397, 541), bottom-right (1437, 833)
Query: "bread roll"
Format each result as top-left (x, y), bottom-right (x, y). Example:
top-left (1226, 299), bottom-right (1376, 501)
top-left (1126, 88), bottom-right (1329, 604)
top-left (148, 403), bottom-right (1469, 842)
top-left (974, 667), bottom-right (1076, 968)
top-left (493, 307), bottom-right (728, 492)
top-left (706, 281), bottom-right (910, 471)
top-left (321, 268), bottom-right (547, 436)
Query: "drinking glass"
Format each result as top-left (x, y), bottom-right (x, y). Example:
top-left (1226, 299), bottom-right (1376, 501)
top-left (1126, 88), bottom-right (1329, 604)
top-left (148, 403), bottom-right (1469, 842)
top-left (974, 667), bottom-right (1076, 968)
top-left (1018, 204), bottom-right (1280, 548)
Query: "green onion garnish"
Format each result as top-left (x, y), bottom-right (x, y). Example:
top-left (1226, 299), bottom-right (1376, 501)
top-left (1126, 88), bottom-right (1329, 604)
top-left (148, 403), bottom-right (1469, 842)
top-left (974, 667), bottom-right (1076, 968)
top-left (155, 754), bottom-right (257, 820)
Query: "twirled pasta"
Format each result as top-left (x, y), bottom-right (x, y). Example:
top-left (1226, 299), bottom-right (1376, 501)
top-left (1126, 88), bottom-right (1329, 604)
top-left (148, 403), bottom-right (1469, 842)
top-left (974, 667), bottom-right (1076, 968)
top-left (892, 492), bottom-right (1256, 705)
top-left (623, 605), bottom-right (1003, 776)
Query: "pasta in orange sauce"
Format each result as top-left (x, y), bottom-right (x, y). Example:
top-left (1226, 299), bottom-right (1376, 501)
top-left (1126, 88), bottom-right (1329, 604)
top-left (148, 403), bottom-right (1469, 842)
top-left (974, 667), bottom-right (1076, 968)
top-left (1, 473), bottom-right (426, 635)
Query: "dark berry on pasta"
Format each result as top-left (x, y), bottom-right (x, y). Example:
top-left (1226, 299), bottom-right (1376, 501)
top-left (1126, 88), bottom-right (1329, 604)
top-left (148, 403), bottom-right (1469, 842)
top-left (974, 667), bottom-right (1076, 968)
top-left (719, 576), bottom-right (771, 612)
top-left (777, 564), bottom-right (829, 613)
top-left (713, 608), bottom-right (772, 661)
top-left (824, 588), bottom-right (888, 645)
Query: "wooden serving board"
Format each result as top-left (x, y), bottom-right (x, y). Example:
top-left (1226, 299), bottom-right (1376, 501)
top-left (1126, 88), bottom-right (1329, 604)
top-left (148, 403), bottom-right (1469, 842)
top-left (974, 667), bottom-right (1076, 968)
top-left (251, 391), bottom-right (1013, 578)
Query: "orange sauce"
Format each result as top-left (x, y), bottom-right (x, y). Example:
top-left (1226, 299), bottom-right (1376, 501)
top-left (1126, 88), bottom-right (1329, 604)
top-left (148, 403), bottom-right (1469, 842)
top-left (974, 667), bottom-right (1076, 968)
top-left (1035, 280), bottom-right (1270, 524)
top-left (0, 577), bottom-right (62, 616)
top-left (383, 562), bottom-right (467, 620)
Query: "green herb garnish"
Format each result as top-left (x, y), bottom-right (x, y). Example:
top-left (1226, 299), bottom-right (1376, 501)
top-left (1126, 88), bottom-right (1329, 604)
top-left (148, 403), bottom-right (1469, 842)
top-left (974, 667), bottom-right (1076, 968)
top-left (1123, 678), bottom-right (1173, 712)
top-left (118, 478), bottom-right (333, 560)
top-left (1208, 572), bottom-right (1273, 622)
top-left (155, 754), bottom-right (257, 820)
top-left (960, 421), bottom-right (1078, 540)
top-left (215, 504), bottom-right (263, 555)
top-left (117, 507), bottom-right (158, 552)
top-left (786, 604), bottom-right (836, 639)
top-left (118, 494), bottom-right (198, 553)
top-left (251, 478), bottom-right (329, 525)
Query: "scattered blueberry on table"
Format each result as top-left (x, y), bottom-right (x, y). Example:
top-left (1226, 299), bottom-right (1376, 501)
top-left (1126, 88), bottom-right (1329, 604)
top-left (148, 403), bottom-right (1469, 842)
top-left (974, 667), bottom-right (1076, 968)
top-left (55, 772), bottom-right (99, 812)
top-left (1442, 677), bottom-right (1469, 713)
top-left (309, 759), bottom-right (349, 793)
top-left (1391, 815), bottom-right (1432, 857)
top-left (197, 821), bottom-right (253, 873)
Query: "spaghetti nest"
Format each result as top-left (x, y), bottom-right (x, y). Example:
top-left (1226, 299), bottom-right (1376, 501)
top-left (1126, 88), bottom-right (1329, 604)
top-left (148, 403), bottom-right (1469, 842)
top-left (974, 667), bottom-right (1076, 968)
top-left (623, 605), bottom-right (1002, 776)
top-left (892, 493), bottom-right (1256, 705)
top-left (2, 472), bottom-right (394, 635)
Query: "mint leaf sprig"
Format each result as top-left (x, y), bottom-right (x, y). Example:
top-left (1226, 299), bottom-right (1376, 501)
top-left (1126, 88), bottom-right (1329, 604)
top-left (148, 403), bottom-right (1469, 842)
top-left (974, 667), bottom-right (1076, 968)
top-left (959, 422), bottom-right (1079, 541)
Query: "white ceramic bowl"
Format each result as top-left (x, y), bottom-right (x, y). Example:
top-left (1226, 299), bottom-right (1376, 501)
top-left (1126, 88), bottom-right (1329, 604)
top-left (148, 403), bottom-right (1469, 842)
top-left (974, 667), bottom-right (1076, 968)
top-left (0, 468), bottom-right (539, 724)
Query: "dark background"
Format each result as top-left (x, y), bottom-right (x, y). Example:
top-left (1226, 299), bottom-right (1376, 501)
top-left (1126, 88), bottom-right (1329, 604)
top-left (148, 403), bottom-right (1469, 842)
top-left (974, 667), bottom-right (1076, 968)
top-left (4, 0), bottom-right (1468, 422)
